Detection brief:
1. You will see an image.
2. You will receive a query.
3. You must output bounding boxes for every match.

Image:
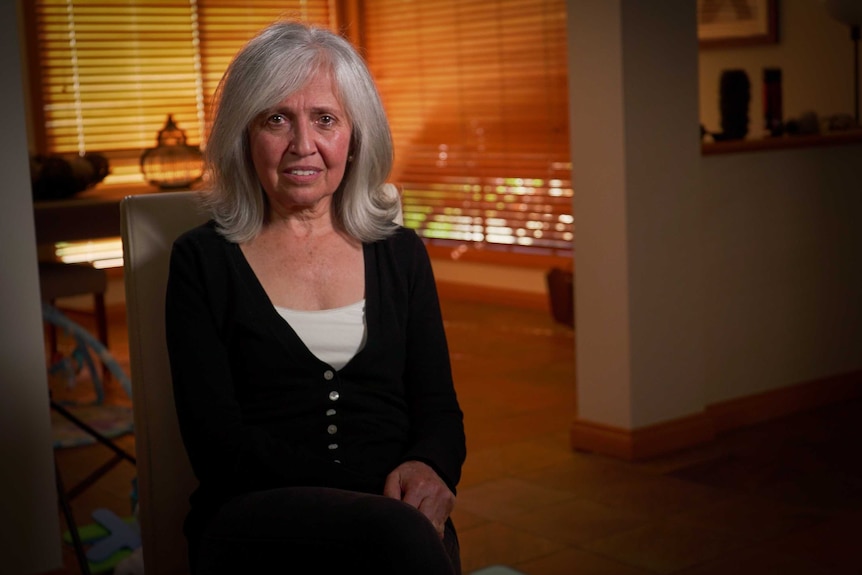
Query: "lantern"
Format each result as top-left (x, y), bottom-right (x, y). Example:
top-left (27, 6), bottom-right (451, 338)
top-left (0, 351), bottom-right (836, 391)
top-left (140, 115), bottom-right (204, 189)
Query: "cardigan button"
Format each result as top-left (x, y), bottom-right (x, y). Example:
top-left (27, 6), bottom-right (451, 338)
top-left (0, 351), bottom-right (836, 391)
top-left (324, 370), bottom-right (334, 380)
top-left (329, 391), bottom-right (340, 401)
top-left (328, 443), bottom-right (339, 450)
top-left (326, 409), bottom-right (336, 416)
top-left (327, 424), bottom-right (338, 435)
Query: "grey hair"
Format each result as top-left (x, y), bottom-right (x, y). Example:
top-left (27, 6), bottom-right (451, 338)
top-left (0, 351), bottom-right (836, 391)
top-left (202, 21), bottom-right (399, 243)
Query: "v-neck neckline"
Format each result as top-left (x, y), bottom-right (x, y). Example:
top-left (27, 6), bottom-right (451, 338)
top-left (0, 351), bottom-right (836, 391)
top-left (228, 240), bottom-right (377, 372)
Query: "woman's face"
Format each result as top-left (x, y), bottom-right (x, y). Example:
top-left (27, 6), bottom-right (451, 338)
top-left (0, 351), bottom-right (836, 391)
top-left (249, 72), bottom-right (352, 216)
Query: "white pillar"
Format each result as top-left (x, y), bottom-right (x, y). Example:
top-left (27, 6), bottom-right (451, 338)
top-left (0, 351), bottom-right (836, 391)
top-left (0, 2), bottom-right (64, 572)
top-left (568, 0), bottom-right (706, 454)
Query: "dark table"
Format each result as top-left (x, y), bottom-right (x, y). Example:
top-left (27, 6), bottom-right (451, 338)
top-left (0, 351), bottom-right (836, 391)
top-left (33, 186), bottom-right (160, 244)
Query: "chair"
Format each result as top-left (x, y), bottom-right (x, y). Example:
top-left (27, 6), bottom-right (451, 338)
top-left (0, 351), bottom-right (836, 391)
top-left (45, 301), bottom-right (135, 457)
top-left (121, 191), bottom-right (207, 575)
top-left (45, 302), bottom-right (136, 575)
top-left (39, 261), bottom-right (109, 359)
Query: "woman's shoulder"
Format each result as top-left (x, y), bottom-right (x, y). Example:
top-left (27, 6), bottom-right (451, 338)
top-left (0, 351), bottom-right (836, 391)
top-left (372, 226), bottom-right (433, 271)
top-left (378, 225), bottom-right (424, 251)
top-left (171, 221), bottom-right (240, 269)
top-left (174, 220), bottom-right (227, 249)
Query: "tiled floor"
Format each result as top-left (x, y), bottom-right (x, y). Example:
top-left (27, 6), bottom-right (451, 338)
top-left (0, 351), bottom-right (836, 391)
top-left (49, 289), bottom-right (862, 574)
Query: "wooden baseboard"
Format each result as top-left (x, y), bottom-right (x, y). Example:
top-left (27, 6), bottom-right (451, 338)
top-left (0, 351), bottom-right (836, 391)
top-left (436, 280), bottom-right (549, 312)
top-left (571, 370), bottom-right (862, 460)
top-left (571, 412), bottom-right (715, 460)
top-left (706, 371), bottom-right (862, 433)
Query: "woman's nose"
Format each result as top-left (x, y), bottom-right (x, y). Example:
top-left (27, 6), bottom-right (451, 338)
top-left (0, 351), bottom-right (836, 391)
top-left (288, 123), bottom-right (314, 156)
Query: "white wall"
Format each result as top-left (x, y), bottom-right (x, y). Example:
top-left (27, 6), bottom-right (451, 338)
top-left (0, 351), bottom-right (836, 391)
top-left (567, 0), bottom-right (634, 427)
top-left (701, 146), bottom-right (862, 403)
top-left (620, 2), bottom-right (706, 427)
top-left (699, 0), bottom-right (859, 136)
top-left (696, 0), bottom-right (862, 407)
top-left (0, 2), bottom-right (64, 573)
top-left (569, 0), bottom-right (862, 431)
top-left (569, 0), bottom-right (705, 429)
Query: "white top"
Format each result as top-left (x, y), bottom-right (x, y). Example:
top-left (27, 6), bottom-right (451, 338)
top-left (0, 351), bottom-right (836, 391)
top-left (275, 299), bottom-right (367, 371)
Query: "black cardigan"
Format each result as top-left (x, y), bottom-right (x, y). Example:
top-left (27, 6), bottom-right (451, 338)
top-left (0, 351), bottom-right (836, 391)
top-left (165, 222), bottom-right (466, 535)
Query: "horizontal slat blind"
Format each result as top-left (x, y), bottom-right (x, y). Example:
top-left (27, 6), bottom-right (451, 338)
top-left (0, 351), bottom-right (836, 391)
top-left (363, 0), bottom-right (572, 255)
top-left (31, 0), bottom-right (331, 185)
top-left (196, 1), bottom-right (333, 127)
top-left (34, 0), bottom-right (201, 172)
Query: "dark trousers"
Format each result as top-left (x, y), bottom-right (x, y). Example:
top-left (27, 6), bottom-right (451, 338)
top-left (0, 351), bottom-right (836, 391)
top-left (193, 486), bottom-right (461, 574)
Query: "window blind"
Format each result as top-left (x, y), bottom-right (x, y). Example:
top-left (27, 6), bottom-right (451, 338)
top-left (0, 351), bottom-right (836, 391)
top-left (28, 1), bottom-right (573, 257)
top-left (29, 0), bottom-right (331, 185)
top-left (362, 0), bottom-right (573, 256)
top-left (196, 1), bottom-right (334, 128)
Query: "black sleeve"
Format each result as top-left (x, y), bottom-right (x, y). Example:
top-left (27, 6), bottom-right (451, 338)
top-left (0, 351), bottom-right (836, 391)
top-left (398, 231), bottom-right (466, 492)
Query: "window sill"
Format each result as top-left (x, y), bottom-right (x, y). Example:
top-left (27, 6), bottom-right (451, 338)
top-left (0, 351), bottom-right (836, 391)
top-left (425, 243), bottom-right (573, 270)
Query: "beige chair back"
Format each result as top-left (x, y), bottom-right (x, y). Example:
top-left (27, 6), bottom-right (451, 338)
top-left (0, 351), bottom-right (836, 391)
top-left (121, 191), bottom-right (207, 575)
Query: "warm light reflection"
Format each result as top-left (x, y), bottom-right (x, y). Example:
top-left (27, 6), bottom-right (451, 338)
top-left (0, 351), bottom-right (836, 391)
top-left (400, 177), bottom-right (574, 254)
top-left (93, 258), bottom-right (125, 270)
top-left (55, 238), bottom-right (124, 269)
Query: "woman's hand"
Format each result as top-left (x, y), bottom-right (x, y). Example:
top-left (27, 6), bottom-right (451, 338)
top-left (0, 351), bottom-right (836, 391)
top-left (383, 460), bottom-right (455, 537)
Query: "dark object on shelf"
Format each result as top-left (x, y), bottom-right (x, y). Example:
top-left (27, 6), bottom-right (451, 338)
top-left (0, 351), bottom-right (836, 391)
top-left (763, 68), bottom-right (784, 136)
top-left (715, 69), bottom-right (750, 141)
top-left (784, 111), bottom-right (820, 136)
top-left (827, 113), bottom-right (856, 131)
top-left (546, 267), bottom-right (574, 328)
top-left (140, 114), bottom-right (204, 189)
top-left (30, 153), bottom-right (110, 201)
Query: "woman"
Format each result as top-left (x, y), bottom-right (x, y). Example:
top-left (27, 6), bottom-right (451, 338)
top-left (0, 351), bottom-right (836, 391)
top-left (165, 21), bottom-right (466, 575)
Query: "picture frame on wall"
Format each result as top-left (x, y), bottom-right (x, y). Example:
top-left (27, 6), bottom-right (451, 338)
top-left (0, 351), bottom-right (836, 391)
top-left (698, 0), bottom-right (778, 48)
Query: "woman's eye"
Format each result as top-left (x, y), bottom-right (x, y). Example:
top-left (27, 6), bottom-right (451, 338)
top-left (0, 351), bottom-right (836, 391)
top-left (267, 113), bottom-right (286, 125)
top-left (318, 115), bottom-right (335, 127)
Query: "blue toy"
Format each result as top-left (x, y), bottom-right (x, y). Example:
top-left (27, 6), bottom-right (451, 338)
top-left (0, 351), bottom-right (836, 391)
top-left (62, 508), bottom-right (141, 573)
